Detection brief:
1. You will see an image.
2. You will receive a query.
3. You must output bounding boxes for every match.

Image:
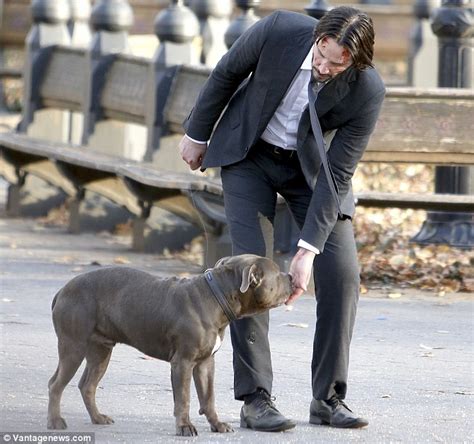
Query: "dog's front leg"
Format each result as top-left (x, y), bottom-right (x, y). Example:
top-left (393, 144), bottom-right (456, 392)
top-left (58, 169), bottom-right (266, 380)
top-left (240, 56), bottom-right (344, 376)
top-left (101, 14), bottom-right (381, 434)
top-left (193, 355), bottom-right (233, 433)
top-left (170, 359), bottom-right (197, 436)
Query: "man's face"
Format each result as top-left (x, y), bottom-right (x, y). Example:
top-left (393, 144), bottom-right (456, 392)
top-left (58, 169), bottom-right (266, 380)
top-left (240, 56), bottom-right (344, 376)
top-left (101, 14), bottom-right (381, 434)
top-left (311, 37), bottom-right (353, 83)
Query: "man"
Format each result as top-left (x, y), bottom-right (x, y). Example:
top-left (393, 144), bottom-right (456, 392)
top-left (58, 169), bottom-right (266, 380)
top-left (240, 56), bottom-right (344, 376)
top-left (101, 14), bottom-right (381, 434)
top-left (179, 6), bottom-right (385, 432)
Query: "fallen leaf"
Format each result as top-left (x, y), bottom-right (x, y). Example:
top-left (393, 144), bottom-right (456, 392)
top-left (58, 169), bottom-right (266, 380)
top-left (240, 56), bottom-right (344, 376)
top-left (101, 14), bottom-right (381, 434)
top-left (388, 293), bottom-right (402, 299)
top-left (462, 279), bottom-right (474, 292)
top-left (114, 221), bottom-right (133, 236)
top-left (388, 255), bottom-right (407, 268)
top-left (416, 249), bottom-right (435, 261)
top-left (53, 256), bottom-right (74, 264)
top-left (421, 352), bottom-right (434, 358)
top-left (114, 256), bottom-right (130, 264)
top-left (281, 323), bottom-right (308, 329)
top-left (439, 279), bottom-right (461, 293)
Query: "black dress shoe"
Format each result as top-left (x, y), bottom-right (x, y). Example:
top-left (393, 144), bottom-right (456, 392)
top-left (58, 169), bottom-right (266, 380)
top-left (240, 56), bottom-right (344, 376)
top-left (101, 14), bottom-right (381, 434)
top-left (309, 397), bottom-right (369, 428)
top-left (240, 389), bottom-right (296, 432)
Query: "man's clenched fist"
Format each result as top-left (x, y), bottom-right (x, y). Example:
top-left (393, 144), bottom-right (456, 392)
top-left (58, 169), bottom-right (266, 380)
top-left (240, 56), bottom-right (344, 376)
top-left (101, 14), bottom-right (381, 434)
top-left (179, 135), bottom-right (207, 171)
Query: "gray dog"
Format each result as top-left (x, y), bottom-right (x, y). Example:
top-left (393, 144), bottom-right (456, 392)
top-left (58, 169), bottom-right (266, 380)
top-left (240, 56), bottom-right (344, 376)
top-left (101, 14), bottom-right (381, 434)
top-left (47, 254), bottom-right (292, 436)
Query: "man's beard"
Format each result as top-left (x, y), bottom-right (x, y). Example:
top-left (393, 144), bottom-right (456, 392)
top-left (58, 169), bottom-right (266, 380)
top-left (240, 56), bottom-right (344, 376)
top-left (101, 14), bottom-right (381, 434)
top-left (311, 67), bottom-right (331, 83)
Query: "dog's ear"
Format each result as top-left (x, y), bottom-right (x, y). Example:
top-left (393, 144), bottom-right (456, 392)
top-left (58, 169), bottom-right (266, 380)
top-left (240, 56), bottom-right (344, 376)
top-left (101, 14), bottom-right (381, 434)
top-left (240, 264), bottom-right (263, 293)
top-left (215, 256), bottom-right (231, 268)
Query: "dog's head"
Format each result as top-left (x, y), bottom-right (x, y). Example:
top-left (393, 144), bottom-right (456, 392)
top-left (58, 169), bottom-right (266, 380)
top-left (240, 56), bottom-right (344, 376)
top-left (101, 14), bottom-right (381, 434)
top-left (214, 254), bottom-right (292, 317)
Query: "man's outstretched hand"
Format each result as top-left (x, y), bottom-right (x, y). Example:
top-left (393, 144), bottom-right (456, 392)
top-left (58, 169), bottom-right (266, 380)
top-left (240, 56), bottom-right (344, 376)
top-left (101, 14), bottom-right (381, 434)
top-left (287, 248), bottom-right (316, 305)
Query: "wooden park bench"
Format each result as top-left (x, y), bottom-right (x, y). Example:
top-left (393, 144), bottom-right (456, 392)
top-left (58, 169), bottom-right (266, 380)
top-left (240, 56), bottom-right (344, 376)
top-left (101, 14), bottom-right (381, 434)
top-left (0, 45), bottom-right (472, 266)
top-left (0, 132), bottom-right (223, 247)
top-left (357, 87), bottom-right (474, 213)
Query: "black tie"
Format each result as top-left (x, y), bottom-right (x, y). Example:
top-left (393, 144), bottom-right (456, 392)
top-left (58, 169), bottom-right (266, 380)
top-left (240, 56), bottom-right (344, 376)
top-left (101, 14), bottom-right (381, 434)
top-left (307, 81), bottom-right (342, 218)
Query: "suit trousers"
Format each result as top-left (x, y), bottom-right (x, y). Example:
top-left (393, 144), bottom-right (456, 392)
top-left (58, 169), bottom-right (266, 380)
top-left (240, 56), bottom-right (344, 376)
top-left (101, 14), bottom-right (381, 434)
top-left (220, 139), bottom-right (360, 402)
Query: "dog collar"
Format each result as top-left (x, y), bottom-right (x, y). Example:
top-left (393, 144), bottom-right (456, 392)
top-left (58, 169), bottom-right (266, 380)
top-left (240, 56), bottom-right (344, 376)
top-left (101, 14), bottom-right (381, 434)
top-left (204, 270), bottom-right (237, 323)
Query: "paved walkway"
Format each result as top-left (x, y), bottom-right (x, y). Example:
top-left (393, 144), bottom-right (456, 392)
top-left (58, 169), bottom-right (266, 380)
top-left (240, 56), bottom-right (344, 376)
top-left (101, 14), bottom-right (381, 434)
top-left (0, 198), bottom-right (473, 443)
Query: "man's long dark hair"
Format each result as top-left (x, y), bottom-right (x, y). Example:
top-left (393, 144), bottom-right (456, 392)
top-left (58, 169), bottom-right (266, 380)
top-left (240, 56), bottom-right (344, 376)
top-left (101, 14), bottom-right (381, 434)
top-left (313, 6), bottom-right (375, 70)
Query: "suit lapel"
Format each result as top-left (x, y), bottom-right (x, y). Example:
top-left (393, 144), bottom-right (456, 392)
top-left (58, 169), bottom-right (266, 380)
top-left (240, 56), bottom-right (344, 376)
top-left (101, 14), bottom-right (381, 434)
top-left (271, 31), bottom-right (314, 98)
top-left (256, 29), bottom-right (314, 137)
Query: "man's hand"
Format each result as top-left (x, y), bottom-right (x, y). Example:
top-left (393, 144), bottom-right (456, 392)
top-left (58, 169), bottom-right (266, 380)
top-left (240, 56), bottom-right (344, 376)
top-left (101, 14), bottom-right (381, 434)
top-left (179, 136), bottom-right (207, 171)
top-left (287, 248), bottom-right (316, 305)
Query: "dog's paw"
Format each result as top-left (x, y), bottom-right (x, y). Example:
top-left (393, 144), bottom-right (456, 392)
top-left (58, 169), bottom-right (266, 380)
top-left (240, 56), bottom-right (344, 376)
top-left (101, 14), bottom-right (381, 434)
top-left (211, 421), bottom-right (234, 433)
top-left (92, 414), bottom-right (114, 425)
top-left (47, 417), bottom-right (67, 430)
top-left (176, 424), bottom-right (198, 436)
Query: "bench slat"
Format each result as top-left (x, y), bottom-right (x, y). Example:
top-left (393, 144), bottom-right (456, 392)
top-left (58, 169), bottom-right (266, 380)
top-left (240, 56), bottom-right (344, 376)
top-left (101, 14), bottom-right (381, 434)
top-left (100, 56), bottom-right (149, 123)
top-left (361, 151), bottom-right (474, 165)
top-left (0, 132), bottom-right (218, 194)
top-left (164, 65), bottom-right (211, 133)
top-left (356, 192), bottom-right (474, 212)
top-left (0, 133), bottom-right (126, 174)
top-left (39, 47), bottom-right (85, 111)
top-left (0, 67), bottom-right (22, 79)
top-left (368, 94), bottom-right (473, 155)
top-left (121, 164), bottom-right (209, 191)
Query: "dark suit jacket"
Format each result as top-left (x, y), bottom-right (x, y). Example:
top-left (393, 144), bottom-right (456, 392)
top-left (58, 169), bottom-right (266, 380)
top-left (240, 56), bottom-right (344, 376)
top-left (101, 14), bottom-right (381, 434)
top-left (184, 10), bottom-right (386, 252)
